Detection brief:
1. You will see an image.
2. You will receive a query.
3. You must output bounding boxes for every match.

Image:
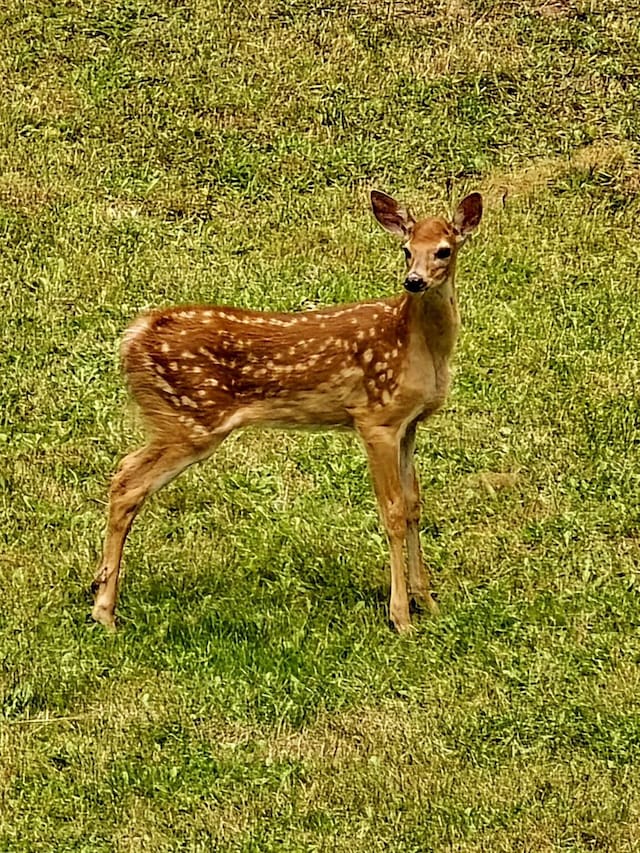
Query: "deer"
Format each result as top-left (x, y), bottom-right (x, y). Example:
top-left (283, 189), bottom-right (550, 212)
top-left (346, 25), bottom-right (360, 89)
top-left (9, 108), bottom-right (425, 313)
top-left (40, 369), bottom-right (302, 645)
top-left (91, 190), bottom-right (482, 633)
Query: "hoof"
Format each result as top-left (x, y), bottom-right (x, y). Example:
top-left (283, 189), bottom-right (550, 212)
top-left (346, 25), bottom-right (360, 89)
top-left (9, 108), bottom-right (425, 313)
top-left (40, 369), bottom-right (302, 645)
top-left (389, 616), bottom-right (415, 635)
top-left (410, 590), bottom-right (440, 617)
top-left (91, 603), bottom-right (116, 631)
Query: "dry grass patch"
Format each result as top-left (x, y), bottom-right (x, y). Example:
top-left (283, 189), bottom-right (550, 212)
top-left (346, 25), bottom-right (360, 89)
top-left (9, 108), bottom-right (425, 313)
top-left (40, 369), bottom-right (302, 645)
top-left (9, 697), bottom-right (636, 850)
top-left (479, 140), bottom-right (638, 208)
top-left (465, 471), bottom-right (521, 496)
top-left (0, 171), bottom-right (62, 215)
top-left (107, 703), bottom-right (640, 849)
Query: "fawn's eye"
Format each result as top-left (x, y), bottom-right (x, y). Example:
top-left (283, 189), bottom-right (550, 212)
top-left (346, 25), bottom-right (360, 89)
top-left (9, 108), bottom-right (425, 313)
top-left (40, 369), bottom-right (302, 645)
top-left (435, 246), bottom-right (452, 260)
top-left (402, 246), bottom-right (411, 261)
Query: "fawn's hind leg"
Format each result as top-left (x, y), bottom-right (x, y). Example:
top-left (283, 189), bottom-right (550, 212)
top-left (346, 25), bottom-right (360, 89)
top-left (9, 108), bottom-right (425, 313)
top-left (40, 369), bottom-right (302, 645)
top-left (92, 435), bottom-right (225, 629)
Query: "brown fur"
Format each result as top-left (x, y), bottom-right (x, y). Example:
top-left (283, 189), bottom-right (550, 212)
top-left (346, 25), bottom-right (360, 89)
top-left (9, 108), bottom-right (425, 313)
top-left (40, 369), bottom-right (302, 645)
top-left (92, 191), bottom-right (482, 633)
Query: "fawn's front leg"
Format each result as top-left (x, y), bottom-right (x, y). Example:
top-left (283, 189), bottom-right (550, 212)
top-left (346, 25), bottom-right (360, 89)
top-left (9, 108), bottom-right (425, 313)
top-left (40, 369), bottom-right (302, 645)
top-left (358, 424), bottom-right (411, 633)
top-left (400, 423), bottom-right (439, 616)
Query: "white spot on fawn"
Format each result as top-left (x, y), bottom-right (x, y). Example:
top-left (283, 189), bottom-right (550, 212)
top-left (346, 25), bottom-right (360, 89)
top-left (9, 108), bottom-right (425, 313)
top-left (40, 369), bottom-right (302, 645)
top-left (155, 377), bottom-right (175, 395)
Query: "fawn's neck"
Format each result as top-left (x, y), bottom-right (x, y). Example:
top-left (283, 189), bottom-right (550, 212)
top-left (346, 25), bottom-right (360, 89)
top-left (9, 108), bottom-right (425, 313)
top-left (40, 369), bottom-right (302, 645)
top-left (403, 274), bottom-right (460, 361)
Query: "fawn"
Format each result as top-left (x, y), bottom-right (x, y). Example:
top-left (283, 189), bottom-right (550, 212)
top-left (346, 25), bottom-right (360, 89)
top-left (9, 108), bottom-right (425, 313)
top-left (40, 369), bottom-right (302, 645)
top-left (92, 190), bottom-right (482, 633)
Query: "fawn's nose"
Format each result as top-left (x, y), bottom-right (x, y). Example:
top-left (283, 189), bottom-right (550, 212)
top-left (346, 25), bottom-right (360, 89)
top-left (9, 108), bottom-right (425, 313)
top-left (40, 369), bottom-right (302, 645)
top-left (404, 274), bottom-right (425, 293)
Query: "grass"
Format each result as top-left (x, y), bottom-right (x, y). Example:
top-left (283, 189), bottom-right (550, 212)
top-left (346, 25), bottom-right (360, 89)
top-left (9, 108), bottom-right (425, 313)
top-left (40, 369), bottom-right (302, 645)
top-left (2, 0), bottom-right (640, 849)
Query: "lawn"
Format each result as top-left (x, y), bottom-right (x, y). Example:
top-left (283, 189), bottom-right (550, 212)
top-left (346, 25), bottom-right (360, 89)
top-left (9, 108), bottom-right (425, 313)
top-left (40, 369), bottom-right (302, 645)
top-left (1, 0), bottom-right (640, 850)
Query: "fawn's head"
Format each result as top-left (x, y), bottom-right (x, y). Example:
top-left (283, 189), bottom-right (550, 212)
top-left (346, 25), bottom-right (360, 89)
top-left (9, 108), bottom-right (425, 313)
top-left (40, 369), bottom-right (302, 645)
top-left (371, 190), bottom-right (482, 294)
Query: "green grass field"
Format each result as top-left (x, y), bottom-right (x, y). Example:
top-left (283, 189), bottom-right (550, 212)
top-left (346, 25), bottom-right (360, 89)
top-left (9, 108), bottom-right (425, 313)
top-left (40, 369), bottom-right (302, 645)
top-left (2, 0), bottom-right (640, 849)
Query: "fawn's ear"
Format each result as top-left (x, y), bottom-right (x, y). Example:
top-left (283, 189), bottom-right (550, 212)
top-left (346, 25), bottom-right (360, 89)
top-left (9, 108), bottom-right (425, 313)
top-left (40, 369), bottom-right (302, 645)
top-left (371, 190), bottom-right (415, 239)
top-left (452, 192), bottom-right (483, 241)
